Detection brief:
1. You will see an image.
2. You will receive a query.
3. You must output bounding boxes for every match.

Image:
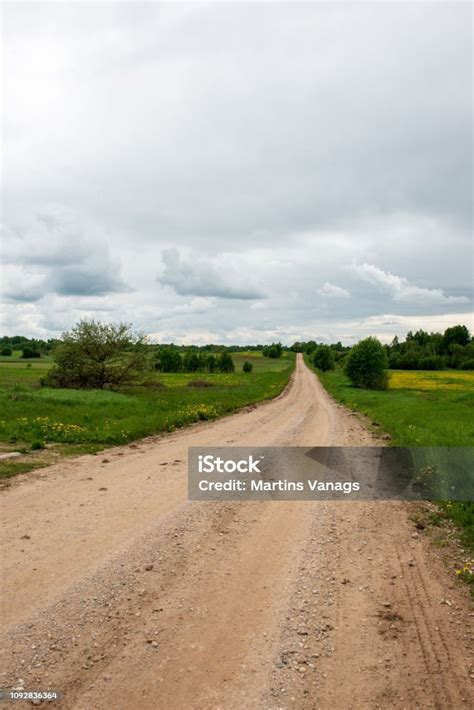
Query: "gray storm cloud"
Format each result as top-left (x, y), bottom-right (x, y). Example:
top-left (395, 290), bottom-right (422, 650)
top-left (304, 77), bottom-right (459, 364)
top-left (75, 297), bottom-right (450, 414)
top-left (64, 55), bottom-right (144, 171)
top-left (160, 249), bottom-right (264, 300)
top-left (2, 211), bottom-right (129, 301)
top-left (1, 2), bottom-right (472, 341)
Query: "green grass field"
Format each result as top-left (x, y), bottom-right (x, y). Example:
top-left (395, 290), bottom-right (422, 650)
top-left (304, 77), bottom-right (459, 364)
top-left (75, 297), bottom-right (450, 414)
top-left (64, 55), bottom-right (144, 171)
top-left (313, 365), bottom-right (474, 447)
top-left (0, 351), bottom-right (295, 479)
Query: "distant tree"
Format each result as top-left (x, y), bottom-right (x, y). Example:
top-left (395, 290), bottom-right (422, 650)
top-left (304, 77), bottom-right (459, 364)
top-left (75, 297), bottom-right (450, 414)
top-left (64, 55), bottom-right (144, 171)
top-left (410, 329), bottom-right (431, 347)
top-left (389, 352), bottom-right (403, 369)
top-left (263, 342), bottom-right (283, 358)
top-left (398, 344), bottom-right (422, 370)
top-left (430, 332), bottom-right (444, 355)
top-left (442, 325), bottom-right (470, 352)
top-left (183, 350), bottom-right (201, 373)
top-left (418, 355), bottom-right (445, 371)
top-left (390, 335), bottom-right (400, 351)
top-left (43, 319), bottom-right (148, 389)
top-left (156, 347), bottom-right (182, 372)
top-left (312, 345), bottom-right (335, 372)
top-left (1, 347), bottom-right (12, 356)
top-left (217, 352), bottom-right (235, 373)
top-left (447, 343), bottom-right (466, 369)
top-left (205, 354), bottom-right (217, 373)
top-left (345, 337), bottom-right (388, 390)
top-left (0, 335), bottom-right (56, 357)
top-left (242, 361), bottom-right (253, 373)
top-left (21, 347), bottom-right (40, 359)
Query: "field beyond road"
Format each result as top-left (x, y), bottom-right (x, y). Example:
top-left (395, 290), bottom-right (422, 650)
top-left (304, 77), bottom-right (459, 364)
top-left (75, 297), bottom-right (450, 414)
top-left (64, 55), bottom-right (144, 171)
top-left (1, 354), bottom-right (472, 709)
top-left (0, 351), bottom-right (294, 479)
top-left (312, 364), bottom-right (474, 447)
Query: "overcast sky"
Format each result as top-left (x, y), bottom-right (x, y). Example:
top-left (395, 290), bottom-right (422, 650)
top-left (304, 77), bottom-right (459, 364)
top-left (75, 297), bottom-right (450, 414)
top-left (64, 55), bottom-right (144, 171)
top-left (1, 1), bottom-right (472, 344)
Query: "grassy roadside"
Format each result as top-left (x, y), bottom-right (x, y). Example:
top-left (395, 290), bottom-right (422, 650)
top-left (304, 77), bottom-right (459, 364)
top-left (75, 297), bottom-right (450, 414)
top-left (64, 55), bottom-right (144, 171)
top-left (310, 363), bottom-right (474, 447)
top-left (0, 351), bottom-right (295, 480)
top-left (305, 356), bottom-right (474, 594)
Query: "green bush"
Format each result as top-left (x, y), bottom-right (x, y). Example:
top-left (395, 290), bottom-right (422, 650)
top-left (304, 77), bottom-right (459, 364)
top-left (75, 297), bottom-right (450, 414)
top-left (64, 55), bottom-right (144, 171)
top-left (345, 337), bottom-right (388, 390)
top-left (31, 440), bottom-right (45, 450)
top-left (205, 354), bottom-right (217, 373)
top-left (418, 355), bottom-right (445, 371)
top-left (217, 352), bottom-right (235, 373)
top-left (1, 347), bottom-right (12, 356)
top-left (43, 319), bottom-right (148, 389)
top-left (460, 359), bottom-right (474, 370)
top-left (183, 350), bottom-right (201, 373)
top-left (155, 347), bottom-right (182, 372)
top-left (442, 325), bottom-right (470, 352)
top-left (21, 347), bottom-right (40, 359)
top-left (312, 345), bottom-right (335, 372)
top-left (262, 342), bottom-right (282, 358)
top-left (389, 352), bottom-right (403, 369)
top-left (242, 361), bottom-right (253, 373)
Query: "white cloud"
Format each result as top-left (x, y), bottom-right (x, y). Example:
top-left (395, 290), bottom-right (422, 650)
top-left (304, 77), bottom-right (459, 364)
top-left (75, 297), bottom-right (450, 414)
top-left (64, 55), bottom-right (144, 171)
top-left (348, 263), bottom-right (468, 305)
top-left (162, 297), bottom-right (216, 318)
top-left (2, 209), bottom-right (129, 299)
top-left (317, 282), bottom-right (350, 299)
top-left (0, 302), bottom-right (47, 338)
top-left (1, 264), bottom-right (47, 303)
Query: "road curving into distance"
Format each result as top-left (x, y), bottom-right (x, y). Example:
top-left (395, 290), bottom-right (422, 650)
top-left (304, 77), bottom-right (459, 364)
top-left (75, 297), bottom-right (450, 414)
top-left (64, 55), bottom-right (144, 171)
top-left (1, 354), bottom-right (472, 709)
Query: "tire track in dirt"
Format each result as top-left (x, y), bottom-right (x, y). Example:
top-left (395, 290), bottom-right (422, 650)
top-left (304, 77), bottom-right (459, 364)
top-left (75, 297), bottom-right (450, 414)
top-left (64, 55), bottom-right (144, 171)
top-left (393, 542), bottom-right (465, 709)
top-left (264, 500), bottom-right (472, 710)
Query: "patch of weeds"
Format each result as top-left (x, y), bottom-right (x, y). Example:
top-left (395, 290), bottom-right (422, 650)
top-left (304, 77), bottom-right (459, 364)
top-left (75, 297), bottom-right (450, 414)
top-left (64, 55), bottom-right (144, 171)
top-left (427, 511), bottom-right (444, 526)
top-left (0, 461), bottom-right (45, 480)
top-left (55, 443), bottom-right (104, 458)
top-left (31, 440), bottom-right (45, 450)
top-left (437, 501), bottom-right (474, 551)
top-left (455, 565), bottom-right (474, 598)
top-left (431, 536), bottom-right (449, 547)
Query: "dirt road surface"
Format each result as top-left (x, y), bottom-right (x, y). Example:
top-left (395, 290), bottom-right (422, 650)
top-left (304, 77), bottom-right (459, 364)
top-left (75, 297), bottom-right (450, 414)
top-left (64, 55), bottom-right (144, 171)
top-left (1, 355), bottom-right (472, 709)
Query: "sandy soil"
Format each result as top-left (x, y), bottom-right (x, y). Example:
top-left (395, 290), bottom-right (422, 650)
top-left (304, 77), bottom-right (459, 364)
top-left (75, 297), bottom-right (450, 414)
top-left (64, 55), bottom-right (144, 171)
top-left (1, 355), bottom-right (472, 709)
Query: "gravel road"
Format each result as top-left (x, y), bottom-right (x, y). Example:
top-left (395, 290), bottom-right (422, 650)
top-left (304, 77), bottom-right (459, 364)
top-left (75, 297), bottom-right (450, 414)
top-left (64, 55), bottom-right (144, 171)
top-left (1, 355), bottom-right (472, 709)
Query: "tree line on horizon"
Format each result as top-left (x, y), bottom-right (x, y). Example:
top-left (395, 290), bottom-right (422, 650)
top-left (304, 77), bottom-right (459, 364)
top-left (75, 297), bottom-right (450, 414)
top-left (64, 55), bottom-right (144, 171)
top-left (0, 334), bottom-right (278, 360)
top-left (1, 322), bottom-right (472, 389)
top-left (291, 324), bottom-right (473, 371)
